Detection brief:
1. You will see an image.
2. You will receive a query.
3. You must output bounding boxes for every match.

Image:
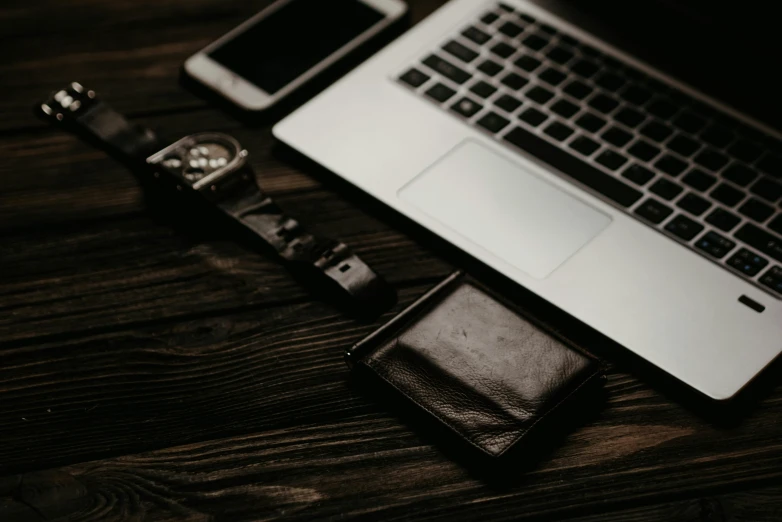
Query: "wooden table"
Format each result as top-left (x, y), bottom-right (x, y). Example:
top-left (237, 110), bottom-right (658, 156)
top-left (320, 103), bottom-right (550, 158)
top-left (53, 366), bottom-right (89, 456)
top-left (2, 1), bottom-right (782, 520)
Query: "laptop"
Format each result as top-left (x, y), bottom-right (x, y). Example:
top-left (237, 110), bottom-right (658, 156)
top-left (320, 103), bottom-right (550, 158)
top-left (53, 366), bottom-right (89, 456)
top-left (273, 0), bottom-right (782, 400)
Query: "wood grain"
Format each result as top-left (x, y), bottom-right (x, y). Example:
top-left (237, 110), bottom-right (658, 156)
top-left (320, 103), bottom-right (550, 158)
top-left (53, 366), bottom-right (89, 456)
top-left (3, 0), bottom-right (782, 520)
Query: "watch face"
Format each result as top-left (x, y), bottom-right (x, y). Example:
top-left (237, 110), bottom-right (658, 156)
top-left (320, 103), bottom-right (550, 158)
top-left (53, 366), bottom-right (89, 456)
top-left (147, 133), bottom-right (247, 190)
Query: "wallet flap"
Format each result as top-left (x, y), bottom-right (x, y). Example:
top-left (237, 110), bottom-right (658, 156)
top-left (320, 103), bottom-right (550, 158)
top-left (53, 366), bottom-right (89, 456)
top-left (350, 273), bottom-right (603, 457)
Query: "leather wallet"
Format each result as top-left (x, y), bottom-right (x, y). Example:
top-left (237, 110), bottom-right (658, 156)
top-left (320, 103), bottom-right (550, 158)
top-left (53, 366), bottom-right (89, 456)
top-left (346, 271), bottom-right (605, 458)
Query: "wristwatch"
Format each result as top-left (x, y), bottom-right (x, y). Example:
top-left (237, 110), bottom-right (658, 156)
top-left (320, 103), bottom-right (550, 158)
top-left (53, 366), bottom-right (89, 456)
top-left (37, 82), bottom-right (396, 316)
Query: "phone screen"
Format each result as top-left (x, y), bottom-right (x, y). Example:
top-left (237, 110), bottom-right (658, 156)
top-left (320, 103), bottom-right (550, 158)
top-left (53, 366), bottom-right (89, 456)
top-left (209, 0), bottom-right (385, 95)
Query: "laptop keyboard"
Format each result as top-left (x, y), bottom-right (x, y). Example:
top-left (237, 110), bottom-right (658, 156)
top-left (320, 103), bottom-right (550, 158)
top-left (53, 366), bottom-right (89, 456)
top-left (396, 2), bottom-right (782, 298)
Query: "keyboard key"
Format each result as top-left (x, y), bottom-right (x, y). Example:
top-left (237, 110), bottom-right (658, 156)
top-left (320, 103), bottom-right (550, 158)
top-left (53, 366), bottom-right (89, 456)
top-left (673, 111), bottom-right (707, 134)
top-left (540, 67), bottom-right (568, 86)
top-left (423, 55), bottom-right (472, 85)
top-left (502, 72), bottom-right (529, 91)
top-left (519, 107), bottom-right (548, 127)
top-left (677, 193), bottom-right (712, 216)
top-left (477, 111), bottom-right (510, 133)
top-left (727, 248), bottom-right (769, 277)
top-left (539, 23), bottom-right (558, 35)
top-left (463, 26), bottom-right (491, 45)
top-left (722, 163), bottom-right (759, 187)
top-left (735, 224), bottom-right (782, 263)
top-left (594, 72), bottom-right (626, 92)
top-left (470, 80), bottom-right (498, 98)
top-left (739, 198), bottom-right (775, 222)
top-left (619, 85), bottom-right (653, 105)
top-left (667, 134), bottom-right (701, 157)
top-left (588, 93), bottom-right (620, 114)
top-left (559, 33), bottom-right (578, 46)
top-left (477, 59), bottom-right (503, 77)
top-left (650, 178), bottom-right (684, 200)
top-left (563, 80), bottom-right (593, 100)
top-left (701, 125), bottom-right (735, 148)
top-left (639, 120), bottom-right (674, 142)
top-left (543, 121), bottom-right (575, 141)
top-left (450, 97), bottom-right (483, 118)
top-left (480, 12), bottom-right (500, 25)
top-left (646, 97), bottom-right (679, 120)
top-left (490, 42), bottom-right (516, 59)
top-left (682, 169), bottom-right (717, 191)
top-left (695, 231), bottom-right (736, 259)
top-left (425, 83), bottom-right (456, 103)
top-left (519, 13), bottom-right (536, 24)
top-left (572, 59), bottom-right (600, 79)
top-left (750, 178), bottom-right (782, 202)
top-left (614, 107), bottom-right (646, 128)
top-left (499, 21), bottom-right (525, 38)
top-left (570, 135), bottom-right (601, 156)
top-left (443, 40), bottom-right (479, 63)
top-left (654, 155), bottom-right (688, 177)
top-left (547, 46), bottom-right (575, 65)
top-left (575, 112), bottom-right (607, 133)
top-left (578, 43), bottom-right (602, 58)
top-left (494, 94), bottom-right (523, 113)
top-left (498, 3), bottom-right (514, 12)
top-left (760, 266), bottom-right (782, 295)
top-left (504, 126), bottom-right (643, 207)
top-left (399, 68), bottom-right (431, 88)
top-left (601, 55), bottom-right (623, 70)
top-left (727, 139), bottom-right (763, 163)
top-left (635, 198), bottom-right (673, 224)
top-left (710, 183), bottom-right (745, 207)
top-left (515, 54), bottom-right (541, 72)
top-left (550, 99), bottom-right (579, 119)
top-left (602, 126), bottom-right (633, 147)
top-left (693, 149), bottom-right (729, 172)
top-left (526, 85), bottom-right (555, 104)
top-left (706, 208), bottom-right (741, 232)
top-left (665, 214), bottom-right (704, 241)
top-left (623, 164), bottom-right (655, 186)
top-left (523, 34), bottom-right (550, 51)
top-left (769, 215), bottom-right (782, 236)
top-left (628, 140), bottom-right (661, 162)
top-left (595, 149), bottom-right (628, 171)
top-left (757, 153), bottom-right (782, 178)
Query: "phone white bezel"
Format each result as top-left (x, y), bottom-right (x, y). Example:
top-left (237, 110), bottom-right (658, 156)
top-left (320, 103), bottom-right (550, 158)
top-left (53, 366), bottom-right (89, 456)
top-left (184, 0), bottom-right (407, 111)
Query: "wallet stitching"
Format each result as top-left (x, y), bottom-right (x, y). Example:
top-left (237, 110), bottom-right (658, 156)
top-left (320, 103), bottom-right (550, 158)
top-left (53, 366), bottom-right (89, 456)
top-left (362, 353), bottom-right (604, 458)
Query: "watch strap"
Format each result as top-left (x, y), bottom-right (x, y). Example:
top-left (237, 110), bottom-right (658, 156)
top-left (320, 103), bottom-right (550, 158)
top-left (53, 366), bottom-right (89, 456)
top-left (38, 82), bottom-right (159, 162)
top-left (213, 176), bottom-right (396, 315)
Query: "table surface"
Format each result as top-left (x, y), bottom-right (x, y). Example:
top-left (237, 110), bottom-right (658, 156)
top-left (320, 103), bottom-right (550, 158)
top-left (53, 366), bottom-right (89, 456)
top-left (2, 1), bottom-right (782, 520)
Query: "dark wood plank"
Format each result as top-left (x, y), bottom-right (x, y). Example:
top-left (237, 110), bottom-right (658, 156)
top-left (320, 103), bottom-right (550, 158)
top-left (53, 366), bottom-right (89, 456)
top-left (1, 386), bottom-right (782, 521)
top-left (0, 286), bottom-right (429, 474)
top-left (0, 192), bottom-right (450, 344)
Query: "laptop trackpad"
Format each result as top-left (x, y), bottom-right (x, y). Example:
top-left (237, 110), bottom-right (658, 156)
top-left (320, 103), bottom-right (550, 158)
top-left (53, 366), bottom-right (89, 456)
top-left (399, 140), bottom-right (612, 279)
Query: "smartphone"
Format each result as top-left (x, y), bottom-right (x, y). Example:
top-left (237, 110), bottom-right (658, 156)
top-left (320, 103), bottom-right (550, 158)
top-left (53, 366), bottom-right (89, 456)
top-left (184, 0), bottom-right (408, 111)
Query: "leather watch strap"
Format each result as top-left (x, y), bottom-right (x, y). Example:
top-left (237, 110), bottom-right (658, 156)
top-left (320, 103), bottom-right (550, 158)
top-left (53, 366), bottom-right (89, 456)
top-left (38, 82), bottom-right (160, 162)
top-left (211, 174), bottom-right (396, 314)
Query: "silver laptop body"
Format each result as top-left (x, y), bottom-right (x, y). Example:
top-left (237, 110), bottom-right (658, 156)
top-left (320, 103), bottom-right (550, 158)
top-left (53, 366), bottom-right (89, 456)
top-left (274, 0), bottom-right (782, 400)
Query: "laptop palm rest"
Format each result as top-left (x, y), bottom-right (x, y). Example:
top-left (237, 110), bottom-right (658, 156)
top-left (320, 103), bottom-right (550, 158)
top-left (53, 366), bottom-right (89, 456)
top-left (399, 140), bottom-right (612, 279)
